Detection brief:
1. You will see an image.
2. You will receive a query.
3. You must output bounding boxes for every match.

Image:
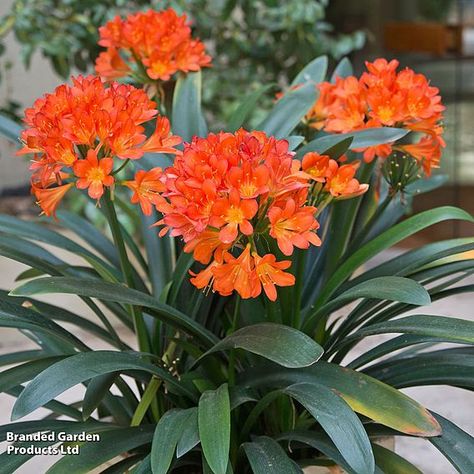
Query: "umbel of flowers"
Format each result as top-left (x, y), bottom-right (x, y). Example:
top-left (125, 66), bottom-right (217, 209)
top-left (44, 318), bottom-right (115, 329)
top-left (125, 130), bottom-right (367, 301)
top-left (307, 58), bottom-right (445, 175)
top-left (95, 8), bottom-right (212, 82)
top-left (18, 75), bottom-right (181, 216)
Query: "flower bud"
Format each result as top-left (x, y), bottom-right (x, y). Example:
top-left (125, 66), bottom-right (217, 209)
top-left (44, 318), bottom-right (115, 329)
top-left (382, 151), bottom-right (421, 194)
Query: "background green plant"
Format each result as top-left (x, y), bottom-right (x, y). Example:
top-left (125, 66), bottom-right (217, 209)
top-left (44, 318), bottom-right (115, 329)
top-left (0, 0), bottom-right (365, 124)
top-left (0, 56), bottom-right (473, 473)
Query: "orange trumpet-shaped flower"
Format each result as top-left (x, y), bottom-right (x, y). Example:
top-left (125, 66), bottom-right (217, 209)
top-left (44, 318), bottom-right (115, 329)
top-left (184, 229), bottom-right (231, 265)
top-left (210, 188), bottom-right (258, 244)
top-left (268, 199), bottom-right (321, 256)
top-left (301, 153), bottom-right (337, 182)
top-left (32, 182), bottom-right (74, 218)
top-left (189, 246), bottom-right (297, 300)
top-left (124, 168), bottom-right (166, 216)
top-left (212, 245), bottom-right (260, 299)
top-left (95, 47), bottom-right (131, 81)
top-left (189, 261), bottom-right (218, 292)
top-left (141, 116), bottom-right (182, 155)
top-left (398, 135), bottom-right (444, 176)
top-left (73, 150), bottom-right (114, 200)
top-left (360, 58), bottom-right (399, 88)
top-left (253, 253), bottom-right (295, 301)
top-left (367, 89), bottom-right (406, 126)
top-left (227, 163), bottom-right (269, 199)
top-left (325, 164), bottom-right (368, 198)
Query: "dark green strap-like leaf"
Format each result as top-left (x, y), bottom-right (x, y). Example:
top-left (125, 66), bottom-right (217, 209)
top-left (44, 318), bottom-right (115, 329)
top-left (430, 412), bottom-right (474, 473)
top-left (297, 128), bottom-right (408, 158)
top-left (283, 383), bottom-right (374, 474)
top-left (168, 251), bottom-right (194, 305)
top-left (365, 347), bottom-right (474, 389)
top-left (243, 436), bottom-right (303, 474)
top-left (304, 277), bottom-right (430, 332)
top-left (141, 210), bottom-right (173, 296)
top-left (276, 430), bottom-right (355, 473)
top-left (315, 207), bottom-right (473, 306)
top-left (176, 408), bottom-right (200, 458)
top-left (258, 82), bottom-right (317, 138)
top-left (0, 349), bottom-right (51, 367)
top-left (321, 136), bottom-right (353, 159)
top-left (0, 357), bottom-right (65, 394)
top-left (0, 299), bottom-right (90, 351)
top-left (241, 361), bottom-right (441, 436)
top-left (151, 408), bottom-right (195, 474)
top-left (130, 454), bottom-right (152, 474)
top-left (0, 291), bottom-right (126, 348)
top-left (46, 426), bottom-right (154, 474)
top-left (291, 55), bottom-right (328, 86)
top-left (82, 373), bottom-right (119, 421)
top-left (372, 443), bottom-right (422, 473)
top-left (344, 238), bottom-right (474, 292)
top-left (11, 277), bottom-right (218, 347)
top-left (6, 385), bottom-right (83, 421)
top-left (172, 71), bottom-right (207, 141)
top-left (199, 384), bottom-right (230, 474)
top-left (0, 215), bottom-right (119, 280)
top-left (55, 211), bottom-right (119, 266)
top-left (0, 440), bottom-right (55, 474)
top-left (12, 351), bottom-right (197, 420)
top-left (347, 315), bottom-right (474, 347)
top-left (201, 323), bottom-right (323, 368)
top-left (347, 334), bottom-right (441, 369)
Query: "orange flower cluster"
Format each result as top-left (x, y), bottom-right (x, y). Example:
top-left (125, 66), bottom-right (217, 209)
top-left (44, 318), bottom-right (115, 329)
top-left (124, 130), bottom-right (368, 300)
top-left (127, 130), bottom-right (316, 299)
top-left (307, 58), bottom-right (445, 175)
top-left (300, 152), bottom-right (368, 201)
top-left (19, 75), bottom-right (181, 216)
top-left (95, 9), bottom-right (211, 82)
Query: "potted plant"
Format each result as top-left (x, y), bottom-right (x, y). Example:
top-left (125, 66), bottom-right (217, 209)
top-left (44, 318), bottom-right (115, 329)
top-left (0, 9), bottom-right (473, 474)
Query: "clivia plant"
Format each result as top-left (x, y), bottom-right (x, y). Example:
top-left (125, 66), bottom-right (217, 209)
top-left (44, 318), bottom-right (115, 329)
top-left (0, 8), bottom-right (473, 474)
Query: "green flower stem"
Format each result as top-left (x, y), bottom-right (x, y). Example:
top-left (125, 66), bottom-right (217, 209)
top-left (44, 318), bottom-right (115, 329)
top-left (112, 158), bottom-right (130, 176)
top-left (292, 249), bottom-right (305, 329)
top-left (228, 295), bottom-right (241, 387)
top-left (344, 193), bottom-right (393, 257)
top-left (103, 189), bottom-right (151, 354)
top-left (130, 376), bottom-right (161, 426)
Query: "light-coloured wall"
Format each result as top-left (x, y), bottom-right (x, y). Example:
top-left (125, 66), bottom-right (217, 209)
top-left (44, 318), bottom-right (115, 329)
top-left (0, 0), bottom-right (62, 192)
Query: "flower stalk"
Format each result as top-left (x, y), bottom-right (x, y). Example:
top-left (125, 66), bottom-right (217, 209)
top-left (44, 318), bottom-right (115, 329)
top-left (102, 189), bottom-right (151, 354)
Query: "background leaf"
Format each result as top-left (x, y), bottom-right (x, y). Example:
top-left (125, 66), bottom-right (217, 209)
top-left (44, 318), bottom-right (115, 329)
top-left (172, 71), bottom-right (207, 141)
top-left (258, 82), bottom-right (317, 138)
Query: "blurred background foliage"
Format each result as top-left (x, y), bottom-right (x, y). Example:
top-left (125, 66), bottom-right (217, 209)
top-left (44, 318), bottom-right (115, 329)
top-left (0, 0), bottom-right (365, 124)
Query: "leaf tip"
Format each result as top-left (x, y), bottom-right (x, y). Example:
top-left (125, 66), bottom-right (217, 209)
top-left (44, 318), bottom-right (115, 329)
top-left (406, 410), bottom-right (442, 437)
